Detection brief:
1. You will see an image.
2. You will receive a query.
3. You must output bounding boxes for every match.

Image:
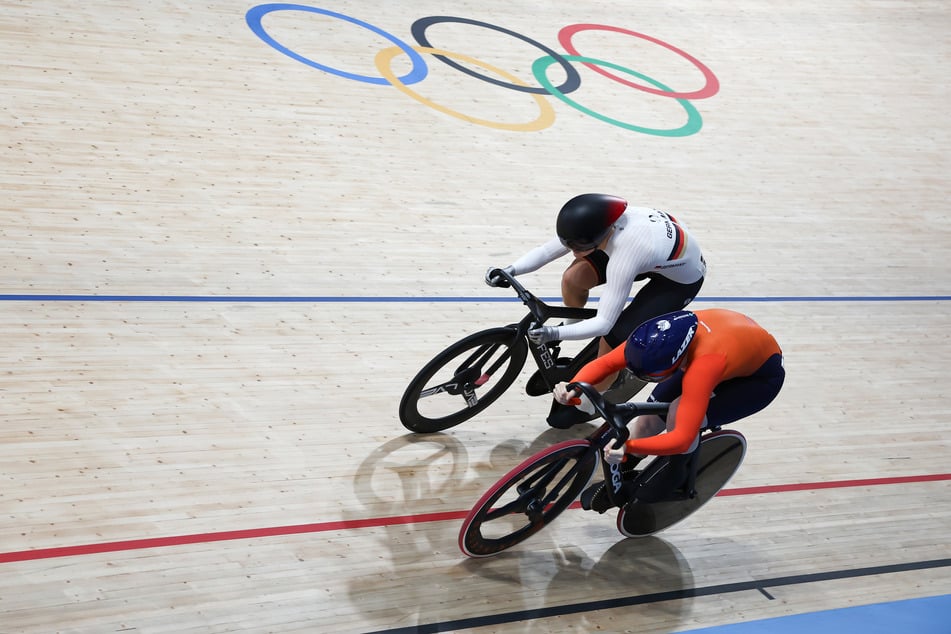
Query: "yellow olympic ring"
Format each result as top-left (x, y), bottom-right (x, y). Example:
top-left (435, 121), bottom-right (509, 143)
top-left (374, 45), bottom-right (556, 132)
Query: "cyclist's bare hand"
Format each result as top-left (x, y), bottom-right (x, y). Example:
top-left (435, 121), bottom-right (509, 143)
top-left (553, 382), bottom-right (580, 406)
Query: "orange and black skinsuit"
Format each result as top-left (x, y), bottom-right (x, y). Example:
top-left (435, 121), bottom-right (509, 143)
top-left (573, 308), bottom-right (784, 457)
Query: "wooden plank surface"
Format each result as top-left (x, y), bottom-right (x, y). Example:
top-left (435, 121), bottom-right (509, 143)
top-left (1, 1), bottom-right (949, 632)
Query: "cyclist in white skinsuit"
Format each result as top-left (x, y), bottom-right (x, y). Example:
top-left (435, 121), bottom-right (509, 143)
top-left (485, 193), bottom-right (707, 428)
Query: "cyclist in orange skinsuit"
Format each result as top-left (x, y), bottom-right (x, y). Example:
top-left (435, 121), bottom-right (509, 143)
top-left (554, 308), bottom-right (784, 512)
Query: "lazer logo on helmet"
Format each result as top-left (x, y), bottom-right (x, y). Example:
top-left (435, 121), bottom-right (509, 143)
top-left (672, 324), bottom-right (696, 364)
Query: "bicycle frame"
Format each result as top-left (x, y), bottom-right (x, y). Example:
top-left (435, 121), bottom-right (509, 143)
top-left (459, 382), bottom-right (747, 555)
top-left (399, 270), bottom-right (635, 432)
top-left (497, 269), bottom-right (598, 392)
top-left (578, 381), bottom-right (721, 506)
top-left (572, 382), bottom-right (672, 507)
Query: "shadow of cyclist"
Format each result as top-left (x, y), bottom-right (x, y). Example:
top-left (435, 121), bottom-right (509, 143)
top-left (553, 537), bottom-right (693, 604)
top-left (453, 537), bottom-right (691, 625)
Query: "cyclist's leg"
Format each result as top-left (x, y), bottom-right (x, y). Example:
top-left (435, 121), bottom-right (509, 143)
top-left (561, 250), bottom-right (608, 308)
top-left (627, 376), bottom-right (697, 503)
top-left (702, 353), bottom-right (786, 428)
top-left (606, 375), bottom-right (684, 461)
top-left (547, 251), bottom-right (607, 400)
top-left (544, 251), bottom-right (609, 428)
top-left (600, 275), bottom-right (704, 396)
top-left (563, 251), bottom-right (612, 390)
top-left (635, 369), bottom-right (686, 439)
top-left (604, 274), bottom-right (705, 349)
top-left (633, 354), bottom-right (784, 502)
top-left (530, 251), bottom-right (599, 420)
top-left (581, 378), bottom-right (684, 511)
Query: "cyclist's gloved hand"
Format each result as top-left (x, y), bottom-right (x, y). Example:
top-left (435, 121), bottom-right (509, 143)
top-left (604, 443), bottom-right (627, 465)
top-left (527, 325), bottom-right (558, 345)
top-left (484, 266), bottom-right (514, 288)
top-left (553, 382), bottom-right (580, 406)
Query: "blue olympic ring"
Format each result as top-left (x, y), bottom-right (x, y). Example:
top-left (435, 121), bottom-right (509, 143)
top-left (245, 4), bottom-right (428, 86)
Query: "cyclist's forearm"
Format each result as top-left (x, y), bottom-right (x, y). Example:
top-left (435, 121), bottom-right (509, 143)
top-left (508, 237), bottom-right (567, 275)
top-left (552, 315), bottom-right (614, 341)
top-left (571, 344), bottom-right (626, 385)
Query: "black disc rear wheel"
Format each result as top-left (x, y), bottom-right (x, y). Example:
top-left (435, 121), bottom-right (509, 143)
top-left (617, 430), bottom-right (747, 538)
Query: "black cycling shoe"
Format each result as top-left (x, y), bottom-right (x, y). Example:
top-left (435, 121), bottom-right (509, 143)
top-left (546, 401), bottom-right (598, 429)
top-left (580, 457), bottom-right (643, 513)
top-left (525, 369), bottom-right (551, 397)
top-left (581, 479), bottom-right (636, 514)
top-left (580, 481), bottom-right (613, 514)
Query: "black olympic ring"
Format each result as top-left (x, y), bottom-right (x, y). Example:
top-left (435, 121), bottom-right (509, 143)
top-left (410, 16), bottom-right (582, 95)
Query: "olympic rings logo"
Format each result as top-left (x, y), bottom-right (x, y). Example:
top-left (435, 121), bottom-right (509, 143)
top-left (246, 4), bottom-right (719, 135)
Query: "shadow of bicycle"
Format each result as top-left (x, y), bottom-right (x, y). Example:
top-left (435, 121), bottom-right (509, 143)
top-left (350, 423), bottom-right (601, 517)
top-left (344, 425), bottom-right (686, 631)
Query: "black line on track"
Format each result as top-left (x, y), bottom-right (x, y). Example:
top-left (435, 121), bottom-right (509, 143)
top-left (363, 557), bottom-right (951, 634)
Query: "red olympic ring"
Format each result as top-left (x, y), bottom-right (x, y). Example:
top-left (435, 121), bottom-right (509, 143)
top-left (558, 23), bottom-right (719, 100)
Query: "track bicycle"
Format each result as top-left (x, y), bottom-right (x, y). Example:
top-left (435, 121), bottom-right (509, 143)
top-left (458, 382), bottom-right (747, 557)
top-left (399, 269), bottom-right (643, 433)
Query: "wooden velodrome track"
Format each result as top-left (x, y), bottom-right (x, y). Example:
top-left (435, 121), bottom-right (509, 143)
top-left (2, 1), bottom-right (949, 632)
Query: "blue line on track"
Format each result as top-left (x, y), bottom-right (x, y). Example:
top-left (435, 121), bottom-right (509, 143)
top-left (0, 295), bottom-right (949, 303)
top-left (679, 593), bottom-right (951, 634)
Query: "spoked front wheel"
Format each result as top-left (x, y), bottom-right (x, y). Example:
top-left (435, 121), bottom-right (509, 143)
top-left (617, 429), bottom-right (747, 538)
top-left (459, 440), bottom-right (597, 558)
top-left (399, 327), bottom-right (528, 433)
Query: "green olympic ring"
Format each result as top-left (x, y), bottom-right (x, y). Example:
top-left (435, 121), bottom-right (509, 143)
top-left (532, 55), bottom-right (703, 137)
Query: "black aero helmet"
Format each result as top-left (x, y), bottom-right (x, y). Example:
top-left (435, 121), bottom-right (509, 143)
top-left (556, 193), bottom-right (628, 251)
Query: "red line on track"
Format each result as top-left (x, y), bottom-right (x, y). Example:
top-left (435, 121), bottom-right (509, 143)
top-left (2, 473), bottom-right (948, 564)
top-left (715, 472), bottom-right (951, 496)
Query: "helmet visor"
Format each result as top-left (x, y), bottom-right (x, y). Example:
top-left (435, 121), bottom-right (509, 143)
top-left (633, 365), bottom-right (680, 383)
top-left (562, 237), bottom-right (600, 252)
top-left (560, 227), bottom-right (611, 252)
